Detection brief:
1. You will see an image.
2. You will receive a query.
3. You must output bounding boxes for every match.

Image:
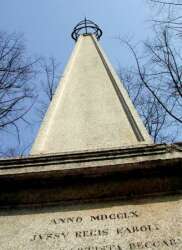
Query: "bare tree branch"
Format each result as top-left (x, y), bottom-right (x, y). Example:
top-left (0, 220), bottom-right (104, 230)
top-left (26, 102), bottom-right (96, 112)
top-left (120, 38), bottom-right (182, 124)
top-left (36, 57), bottom-right (61, 121)
top-left (150, 0), bottom-right (182, 6)
top-left (119, 67), bottom-right (179, 143)
top-left (0, 32), bottom-right (38, 133)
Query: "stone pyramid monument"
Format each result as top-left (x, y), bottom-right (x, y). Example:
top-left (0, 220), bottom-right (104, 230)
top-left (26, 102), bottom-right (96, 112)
top-left (31, 20), bottom-right (152, 155)
top-left (0, 19), bottom-right (181, 250)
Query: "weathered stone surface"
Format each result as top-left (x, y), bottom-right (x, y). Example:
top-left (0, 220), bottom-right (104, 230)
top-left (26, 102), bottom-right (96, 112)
top-left (0, 144), bottom-right (181, 206)
top-left (31, 35), bottom-right (152, 155)
top-left (0, 195), bottom-right (181, 250)
top-left (0, 144), bottom-right (181, 249)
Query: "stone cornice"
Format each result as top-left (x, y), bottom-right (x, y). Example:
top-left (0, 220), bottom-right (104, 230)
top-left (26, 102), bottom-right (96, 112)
top-left (0, 143), bottom-right (181, 207)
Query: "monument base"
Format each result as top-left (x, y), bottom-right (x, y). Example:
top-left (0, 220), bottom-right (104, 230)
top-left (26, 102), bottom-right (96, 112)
top-left (0, 195), bottom-right (181, 250)
top-left (0, 143), bottom-right (181, 249)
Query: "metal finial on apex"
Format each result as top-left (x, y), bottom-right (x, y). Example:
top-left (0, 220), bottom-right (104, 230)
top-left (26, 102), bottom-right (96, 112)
top-left (71, 18), bottom-right (102, 41)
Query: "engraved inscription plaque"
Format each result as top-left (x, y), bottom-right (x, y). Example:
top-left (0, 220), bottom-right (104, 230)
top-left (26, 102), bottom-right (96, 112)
top-left (0, 195), bottom-right (181, 250)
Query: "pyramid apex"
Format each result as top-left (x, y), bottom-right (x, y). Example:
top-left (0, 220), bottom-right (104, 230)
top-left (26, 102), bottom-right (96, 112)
top-left (71, 18), bottom-right (102, 41)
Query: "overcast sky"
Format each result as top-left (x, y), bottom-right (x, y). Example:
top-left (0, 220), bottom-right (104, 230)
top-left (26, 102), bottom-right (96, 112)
top-left (0, 0), bottom-right (154, 154)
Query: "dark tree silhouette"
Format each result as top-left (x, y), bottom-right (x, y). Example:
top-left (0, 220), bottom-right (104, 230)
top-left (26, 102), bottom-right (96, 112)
top-left (36, 57), bottom-right (60, 121)
top-left (118, 0), bottom-right (182, 143)
top-left (149, 0), bottom-right (182, 36)
top-left (0, 32), bottom-right (39, 157)
top-left (0, 32), bottom-right (37, 135)
top-left (119, 66), bottom-right (179, 143)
